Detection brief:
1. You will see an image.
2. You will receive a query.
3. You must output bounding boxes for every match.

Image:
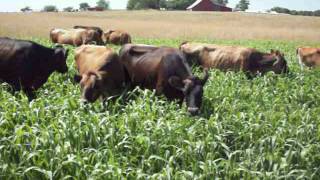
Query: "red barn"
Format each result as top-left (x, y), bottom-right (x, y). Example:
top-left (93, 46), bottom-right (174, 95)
top-left (187, 0), bottom-right (232, 12)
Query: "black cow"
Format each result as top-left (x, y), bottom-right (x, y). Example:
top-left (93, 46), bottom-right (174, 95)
top-left (0, 37), bottom-right (69, 100)
top-left (119, 44), bottom-right (209, 116)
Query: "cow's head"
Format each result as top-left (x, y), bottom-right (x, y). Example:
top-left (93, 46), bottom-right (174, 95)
top-left (104, 30), bottom-right (115, 41)
top-left (53, 45), bottom-right (69, 73)
top-left (169, 69), bottom-right (209, 116)
top-left (74, 71), bottom-right (106, 103)
top-left (87, 30), bottom-right (104, 45)
top-left (260, 49), bottom-right (289, 74)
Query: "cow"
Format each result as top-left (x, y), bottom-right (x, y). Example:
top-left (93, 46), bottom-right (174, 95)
top-left (296, 47), bottom-right (320, 69)
top-left (180, 42), bottom-right (289, 77)
top-left (50, 28), bottom-right (104, 46)
top-left (104, 30), bottom-right (132, 45)
top-left (0, 37), bottom-right (69, 100)
top-left (73, 25), bottom-right (104, 38)
top-left (74, 45), bottom-right (127, 103)
top-left (119, 44), bottom-right (209, 116)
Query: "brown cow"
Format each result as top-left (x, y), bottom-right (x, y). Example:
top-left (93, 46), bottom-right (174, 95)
top-left (73, 25), bottom-right (104, 38)
top-left (104, 30), bottom-right (132, 45)
top-left (296, 47), bottom-right (320, 69)
top-left (50, 28), bottom-right (104, 46)
top-left (119, 44), bottom-right (209, 116)
top-left (74, 45), bottom-right (126, 102)
top-left (0, 37), bottom-right (69, 100)
top-left (180, 42), bottom-right (288, 77)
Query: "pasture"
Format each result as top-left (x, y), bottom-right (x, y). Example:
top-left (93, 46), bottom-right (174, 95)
top-left (1, 11), bottom-right (320, 179)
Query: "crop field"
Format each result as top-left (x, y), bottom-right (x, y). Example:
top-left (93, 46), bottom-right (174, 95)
top-left (1, 11), bottom-right (320, 179)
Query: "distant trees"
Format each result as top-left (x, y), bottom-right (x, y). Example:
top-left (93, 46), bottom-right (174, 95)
top-left (43, 5), bottom-right (58, 12)
top-left (21, 6), bottom-right (32, 12)
top-left (79, 2), bottom-right (90, 10)
top-left (127, 0), bottom-right (166, 10)
top-left (235, 0), bottom-right (249, 11)
top-left (96, 0), bottom-right (110, 10)
top-left (271, 7), bottom-right (320, 17)
top-left (165, 0), bottom-right (194, 10)
top-left (63, 7), bottom-right (74, 12)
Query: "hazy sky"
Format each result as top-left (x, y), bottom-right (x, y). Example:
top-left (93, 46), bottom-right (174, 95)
top-left (0, 0), bottom-right (319, 12)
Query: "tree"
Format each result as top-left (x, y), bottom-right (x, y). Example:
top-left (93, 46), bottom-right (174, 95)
top-left (213, 0), bottom-right (228, 5)
top-left (43, 5), bottom-right (58, 12)
top-left (96, 0), bottom-right (110, 10)
top-left (79, 2), bottom-right (90, 10)
top-left (21, 6), bottom-right (32, 12)
top-left (165, 0), bottom-right (194, 10)
top-left (127, 0), bottom-right (165, 10)
top-left (235, 0), bottom-right (249, 11)
top-left (63, 7), bottom-right (74, 12)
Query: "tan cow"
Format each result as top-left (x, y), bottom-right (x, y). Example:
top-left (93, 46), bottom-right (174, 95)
top-left (50, 28), bottom-right (103, 46)
top-left (74, 45), bottom-right (126, 102)
top-left (296, 47), bottom-right (320, 69)
top-left (104, 30), bottom-right (132, 45)
top-left (180, 42), bottom-right (288, 77)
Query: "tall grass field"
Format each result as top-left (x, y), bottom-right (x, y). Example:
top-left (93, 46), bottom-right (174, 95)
top-left (0, 37), bottom-right (320, 179)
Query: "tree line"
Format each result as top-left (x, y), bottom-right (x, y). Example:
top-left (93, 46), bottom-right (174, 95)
top-left (21, 0), bottom-right (110, 12)
top-left (271, 7), bottom-right (320, 17)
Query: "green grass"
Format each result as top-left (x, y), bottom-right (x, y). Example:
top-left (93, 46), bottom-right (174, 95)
top-left (1, 38), bottom-right (320, 179)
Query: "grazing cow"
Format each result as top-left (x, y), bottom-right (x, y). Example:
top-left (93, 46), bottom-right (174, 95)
top-left (296, 47), bottom-right (320, 69)
top-left (73, 25), bottom-right (104, 38)
top-left (0, 37), bottom-right (69, 100)
top-left (50, 28), bottom-right (104, 46)
top-left (119, 44), bottom-right (209, 116)
top-left (180, 42), bottom-right (288, 77)
top-left (104, 30), bottom-right (132, 45)
top-left (74, 45), bottom-right (126, 102)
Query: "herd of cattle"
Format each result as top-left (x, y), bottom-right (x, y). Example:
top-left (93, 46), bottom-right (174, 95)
top-left (0, 25), bottom-right (319, 115)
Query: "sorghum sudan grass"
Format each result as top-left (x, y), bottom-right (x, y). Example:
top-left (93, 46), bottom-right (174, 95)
top-left (0, 38), bottom-right (320, 179)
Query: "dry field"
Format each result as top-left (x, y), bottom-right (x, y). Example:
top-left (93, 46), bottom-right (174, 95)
top-left (0, 10), bottom-right (320, 41)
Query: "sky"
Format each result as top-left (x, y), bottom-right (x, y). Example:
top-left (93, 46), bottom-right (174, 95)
top-left (0, 0), bottom-right (320, 12)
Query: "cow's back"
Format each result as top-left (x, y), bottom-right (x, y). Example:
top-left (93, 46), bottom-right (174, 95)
top-left (0, 38), bottom-right (32, 79)
top-left (205, 45), bottom-right (253, 71)
top-left (297, 47), bottom-right (320, 68)
top-left (51, 29), bottom-right (84, 46)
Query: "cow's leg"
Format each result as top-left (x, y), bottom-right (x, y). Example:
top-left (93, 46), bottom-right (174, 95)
top-left (23, 87), bottom-right (36, 101)
top-left (297, 55), bottom-right (304, 70)
top-left (155, 75), bottom-right (164, 96)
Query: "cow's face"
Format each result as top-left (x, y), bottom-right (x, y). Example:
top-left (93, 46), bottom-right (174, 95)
top-left (169, 69), bottom-right (209, 116)
top-left (74, 72), bottom-right (104, 103)
top-left (104, 30), bottom-right (114, 41)
top-left (54, 47), bottom-right (69, 73)
top-left (270, 50), bottom-right (289, 74)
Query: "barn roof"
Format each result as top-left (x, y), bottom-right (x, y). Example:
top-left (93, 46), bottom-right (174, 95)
top-left (186, 0), bottom-right (230, 10)
top-left (187, 0), bottom-right (203, 10)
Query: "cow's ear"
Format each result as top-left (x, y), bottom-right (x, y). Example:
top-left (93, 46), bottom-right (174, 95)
top-left (168, 76), bottom-right (185, 91)
top-left (317, 49), bottom-right (320, 54)
top-left (74, 74), bottom-right (82, 83)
